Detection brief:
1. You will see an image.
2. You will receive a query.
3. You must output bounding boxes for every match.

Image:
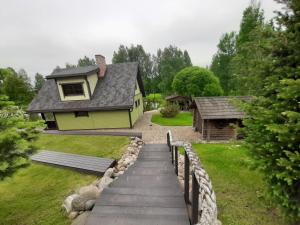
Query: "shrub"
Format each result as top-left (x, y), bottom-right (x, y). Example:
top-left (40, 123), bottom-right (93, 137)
top-left (160, 103), bottom-right (179, 118)
top-left (172, 66), bottom-right (223, 97)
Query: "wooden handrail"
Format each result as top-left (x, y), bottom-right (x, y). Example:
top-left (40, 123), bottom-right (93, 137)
top-left (167, 130), bottom-right (199, 224)
top-left (167, 130), bottom-right (218, 225)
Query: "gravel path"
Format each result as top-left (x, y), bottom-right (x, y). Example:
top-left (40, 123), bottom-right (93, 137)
top-left (131, 111), bottom-right (200, 143)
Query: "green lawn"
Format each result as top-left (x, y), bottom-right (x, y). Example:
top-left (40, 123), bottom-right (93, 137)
top-left (35, 134), bottom-right (129, 159)
top-left (192, 143), bottom-right (286, 225)
top-left (151, 112), bottom-right (193, 126)
top-left (0, 134), bottom-right (129, 225)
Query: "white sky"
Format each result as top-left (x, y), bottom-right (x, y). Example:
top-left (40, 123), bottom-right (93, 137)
top-left (0, 0), bottom-right (282, 80)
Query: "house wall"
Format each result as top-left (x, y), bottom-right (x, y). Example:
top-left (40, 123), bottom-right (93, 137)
top-left (130, 93), bottom-right (143, 125)
top-left (57, 77), bottom-right (90, 101)
top-left (54, 110), bottom-right (130, 130)
top-left (130, 81), bottom-right (144, 126)
top-left (87, 73), bottom-right (98, 94)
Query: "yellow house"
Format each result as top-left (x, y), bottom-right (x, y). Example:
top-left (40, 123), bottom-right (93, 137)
top-left (27, 55), bottom-right (145, 130)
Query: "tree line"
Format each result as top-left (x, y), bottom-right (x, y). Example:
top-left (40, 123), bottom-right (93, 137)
top-left (0, 68), bottom-right (45, 107)
top-left (210, 0), bottom-right (276, 96)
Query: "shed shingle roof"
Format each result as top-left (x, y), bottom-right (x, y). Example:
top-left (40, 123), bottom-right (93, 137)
top-left (194, 96), bottom-right (250, 119)
top-left (28, 62), bottom-right (144, 112)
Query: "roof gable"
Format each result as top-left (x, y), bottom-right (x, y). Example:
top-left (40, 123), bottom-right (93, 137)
top-left (193, 96), bottom-right (250, 119)
top-left (28, 62), bottom-right (141, 112)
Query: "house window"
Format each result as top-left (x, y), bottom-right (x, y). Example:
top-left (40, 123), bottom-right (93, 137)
top-left (62, 83), bottom-right (84, 96)
top-left (135, 100), bottom-right (138, 108)
top-left (74, 111), bottom-right (89, 117)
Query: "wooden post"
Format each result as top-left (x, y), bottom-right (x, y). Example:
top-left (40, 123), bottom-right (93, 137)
top-left (171, 146), bottom-right (174, 165)
top-left (207, 120), bottom-right (211, 142)
top-left (184, 151), bottom-right (189, 203)
top-left (191, 171), bottom-right (199, 225)
top-left (167, 132), bottom-right (170, 150)
top-left (175, 146), bottom-right (178, 176)
top-left (201, 119), bottom-right (204, 137)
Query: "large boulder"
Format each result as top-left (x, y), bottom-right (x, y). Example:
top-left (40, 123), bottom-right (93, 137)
top-left (68, 211), bottom-right (79, 219)
top-left (71, 212), bottom-right (91, 225)
top-left (97, 176), bottom-right (113, 190)
top-left (72, 196), bottom-right (92, 211)
top-left (78, 185), bottom-right (100, 199)
top-left (85, 199), bottom-right (96, 210)
top-left (62, 194), bottom-right (79, 213)
top-left (103, 168), bottom-right (114, 178)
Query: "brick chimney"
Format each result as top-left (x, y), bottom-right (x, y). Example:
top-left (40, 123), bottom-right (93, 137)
top-left (95, 54), bottom-right (106, 78)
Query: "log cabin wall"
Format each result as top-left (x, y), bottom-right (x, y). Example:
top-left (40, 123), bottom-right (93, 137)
top-left (202, 119), bottom-right (238, 140)
top-left (193, 108), bottom-right (202, 131)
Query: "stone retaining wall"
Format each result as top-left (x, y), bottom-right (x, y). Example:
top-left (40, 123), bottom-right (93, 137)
top-left (61, 137), bottom-right (144, 224)
top-left (169, 131), bottom-right (220, 225)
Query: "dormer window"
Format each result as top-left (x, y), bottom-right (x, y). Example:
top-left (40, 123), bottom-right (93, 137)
top-left (61, 83), bottom-right (84, 96)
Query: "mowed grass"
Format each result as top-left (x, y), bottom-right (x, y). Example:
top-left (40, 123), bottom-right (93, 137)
top-left (192, 143), bottom-right (286, 225)
top-left (0, 134), bottom-right (129, 225)
top-left (35, 134), bottom-right (129, 159)
top-left (151, 112), bottom-right (193, 126)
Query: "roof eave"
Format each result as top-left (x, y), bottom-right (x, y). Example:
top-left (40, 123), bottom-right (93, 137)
top-left (46, 68), bottom-right (99, 79)
top-left (27, 105), bottom-right (132, 113)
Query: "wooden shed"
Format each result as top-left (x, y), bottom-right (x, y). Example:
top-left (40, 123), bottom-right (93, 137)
top-left (165, 95), bottom-right (191, 110)
top-left (192, 96), bottom-right (250, 141)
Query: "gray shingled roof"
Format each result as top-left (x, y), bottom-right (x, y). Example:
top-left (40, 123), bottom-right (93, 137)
top-left (46, 65), bottom-right (99, 78)
top-left (194, 96), bottom-right (250, 119)
top-left (28, 62), bottom-right (144, 112)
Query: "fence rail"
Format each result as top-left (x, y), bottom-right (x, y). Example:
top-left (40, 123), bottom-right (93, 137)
top-left (167, 130), bottom-right (218, 225)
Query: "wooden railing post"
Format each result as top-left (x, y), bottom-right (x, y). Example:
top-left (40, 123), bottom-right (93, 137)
top-left (167, 132), bottom-right (170, 150)
top-left (184, 150), bottom-right (190, 203)
top-left (175, 146), bottom-right (178, 176)
top-left (191, 171), bottom-right (199, 225)
top-left (171, 146), bottom-right (174, 165)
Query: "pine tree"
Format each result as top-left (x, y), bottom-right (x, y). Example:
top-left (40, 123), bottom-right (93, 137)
top-left (34, 73), bottom-right (45, 93)
top-left (0, 95), bottom-right (44, 179)
top-left (242, 0), bottom-right (300, 222)
top-left (210, 32), bottom-right (236, 95)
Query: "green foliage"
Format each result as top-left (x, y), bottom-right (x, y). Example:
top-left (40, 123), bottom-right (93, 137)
top-left (155, 46), bottom-right (192, 94)
top-left (1, 68), bottom-right (34, 106)
top-left (151, 112), bottom-right (192, 126)
top-left (242, 0), bottom-right (300, 222)
top-left (210, 1), bottom-right (273, 96)
top-left (236, 0), bottom-right (264, 48)
top-left (144, 93), bottom-right (165, 110)
top-left (160, 103), bottom-right (179, 118)
top-left (0, 95), bottom-right (44, 179)
top-left (112, 44), bottom-right (153, 94)
top-left (34, 73), bottom-right (45, 93)
top-left (210, 32), bottom-right (236, 95)
top-left (231, 14), bottom-right (275, 95)
top-left (172, 66), bottom-right (223, 97)
top-left (77, 56), bottom-right (96, 67)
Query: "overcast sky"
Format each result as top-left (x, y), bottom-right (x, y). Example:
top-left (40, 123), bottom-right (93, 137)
top-left (0, 0), bottom-right (282, 80)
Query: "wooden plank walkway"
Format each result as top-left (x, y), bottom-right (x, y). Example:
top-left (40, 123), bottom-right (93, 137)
top-left (44, 130), bottom-right (142, 138)
top-left (31, 151), bottom-right (115, 175)
top-left (85, 144), bottom-right (190, 225)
